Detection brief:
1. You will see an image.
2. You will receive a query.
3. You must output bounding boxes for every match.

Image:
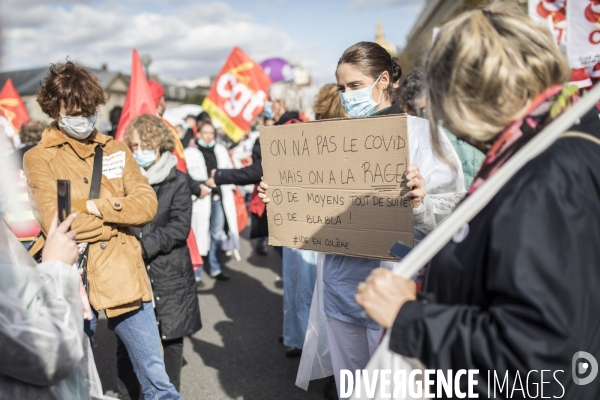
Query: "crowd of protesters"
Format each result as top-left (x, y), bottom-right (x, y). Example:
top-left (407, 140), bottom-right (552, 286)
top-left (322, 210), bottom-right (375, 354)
top-left (1, 2), bottom-right (600, 400)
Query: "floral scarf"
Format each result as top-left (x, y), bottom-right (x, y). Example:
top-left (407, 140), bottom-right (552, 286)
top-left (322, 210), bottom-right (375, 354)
top-left (467, 84), bottom-right (578, 196)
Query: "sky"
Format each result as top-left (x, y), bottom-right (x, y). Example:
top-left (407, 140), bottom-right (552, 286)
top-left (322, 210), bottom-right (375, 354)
top-left (0, 0), bottom-right (425, 85)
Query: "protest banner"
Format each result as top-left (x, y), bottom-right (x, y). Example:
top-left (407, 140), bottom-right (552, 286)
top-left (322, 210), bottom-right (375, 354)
top-left (203, 47), bottom-right (272, 142)
top-left (261, 115), bottom-right (413, 260)
top-left (529, 0), bottom-right (566, 52)
top-left (567, 0), bottom-right (600, 75)
top-left (529, 0), bottom-right (593, 87)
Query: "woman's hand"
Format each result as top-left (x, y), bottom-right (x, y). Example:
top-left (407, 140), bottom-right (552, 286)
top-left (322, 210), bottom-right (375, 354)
top-left (405, 164), bottom-right (426, 208)
top-left (199, 184), bottom-right (212, 199)
top-left (42, 213), bottom-right (79, 265)
top-left (257, 179), bottom-right (270, 204)
top-left (204, 169), bottom-right (216, 188)
top-left (355, 268), bottom-right (417, 329)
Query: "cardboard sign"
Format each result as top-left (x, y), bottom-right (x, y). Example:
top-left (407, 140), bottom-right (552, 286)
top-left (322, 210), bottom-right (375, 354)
top-left (203, 47), bottom-right (272, 142)
top-left (261, 115), bottom-right (413, 260)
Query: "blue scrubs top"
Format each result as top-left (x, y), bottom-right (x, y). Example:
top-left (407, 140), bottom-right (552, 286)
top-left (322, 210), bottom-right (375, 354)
top-left (323, 254), bottom-right (380, 329)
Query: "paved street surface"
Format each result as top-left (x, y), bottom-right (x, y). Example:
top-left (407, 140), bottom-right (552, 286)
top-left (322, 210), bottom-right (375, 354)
top-left (92, 228), bottom-right (327, 400)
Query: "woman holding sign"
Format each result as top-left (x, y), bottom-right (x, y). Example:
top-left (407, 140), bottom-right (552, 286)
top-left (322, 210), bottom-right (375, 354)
top-left (259, 41), bottom-right (465, 397)
top-left (356, 4), bottom-right (600, 398)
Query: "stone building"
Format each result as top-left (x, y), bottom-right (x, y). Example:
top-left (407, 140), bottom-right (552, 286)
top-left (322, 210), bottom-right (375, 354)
top-left (375, 22), bottom-right (398, 57)
top-left (0, 65), bottom-right (189, 128)
top-left (398, 0), bottom-right (527, 73)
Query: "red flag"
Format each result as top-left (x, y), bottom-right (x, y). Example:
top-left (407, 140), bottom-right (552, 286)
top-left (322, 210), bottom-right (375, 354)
top-left (202, 47), bottom-right (272, 142)
top-left (115, 50), bottom-right (156, 141)
top-left (188, 230), bottom-right (203, 270)
top-left (0, 78), bottom-right (30, 141)
top-left (160, 116), bottom-right (188, 173)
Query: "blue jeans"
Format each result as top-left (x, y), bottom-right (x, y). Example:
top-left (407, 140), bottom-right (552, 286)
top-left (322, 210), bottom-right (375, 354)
top-left (194, 267), bottom-right (203, 281)
top-left (208, 198), bottom-right (226, 277)
top-left (84, 302), bottom-right (181, 400)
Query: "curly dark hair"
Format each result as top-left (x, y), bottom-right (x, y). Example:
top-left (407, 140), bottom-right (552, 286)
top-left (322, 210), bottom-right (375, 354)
top-left (396, 69), bottom-right (425, 113)
top-left (125, 114), bottom-right (175, 153)
top-left (36, 61), bottom-right (106, 119)
top-left (19, 120), bottom-right (45, 144)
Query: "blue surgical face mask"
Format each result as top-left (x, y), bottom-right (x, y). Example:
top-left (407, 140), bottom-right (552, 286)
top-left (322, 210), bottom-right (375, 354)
top-left (340, 74), bottom-right (383, 118)
top-left (264, 101), bottom-right (273, 119)
top-left (198, 138), bottom-right (216, 148)
top-left (133, 149), bottom-right (157, 168)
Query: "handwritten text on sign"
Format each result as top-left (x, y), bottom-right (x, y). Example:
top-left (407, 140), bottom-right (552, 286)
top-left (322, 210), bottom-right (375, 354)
top-left (261, 115), bottom-right (413, 260)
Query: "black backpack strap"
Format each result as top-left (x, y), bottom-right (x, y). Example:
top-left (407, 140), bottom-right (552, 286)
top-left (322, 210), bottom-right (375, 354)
top-left (89, 146), bottom-right (103, 200)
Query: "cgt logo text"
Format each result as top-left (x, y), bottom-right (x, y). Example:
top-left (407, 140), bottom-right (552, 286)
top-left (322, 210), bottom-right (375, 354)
top-left (339, 352), bottom-right (598, 399)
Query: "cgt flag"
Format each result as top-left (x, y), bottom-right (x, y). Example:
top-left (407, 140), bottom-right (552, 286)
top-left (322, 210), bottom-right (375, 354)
top-left (202, 47), bottom-right (272, 142)
top-left (0, 78), bottom-right (30, 147)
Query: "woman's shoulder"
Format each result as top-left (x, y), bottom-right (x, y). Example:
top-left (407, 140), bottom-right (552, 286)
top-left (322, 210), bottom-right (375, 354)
top-left (102, 137), bottom-right (131, 154)
top-left (493, 130), bottom-right (600, 210)
top-left (215, 143), bottom-right (232, 159)
top-left (215, 143), bottom-right (229, 153)
top-left (173, 168), bottom-right (188, 182)
top-left (22, 143), bottom-right (51, 171)
top-left (184, 146), bottom-right (202, 158)
top-left (172, 168), bottom-right (193, 195)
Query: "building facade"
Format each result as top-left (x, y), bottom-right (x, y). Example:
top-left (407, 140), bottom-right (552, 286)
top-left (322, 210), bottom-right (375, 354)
top-left (0, 65), bottom-right (193, 129)
top-left (399, 0), bottom-right (527, 73)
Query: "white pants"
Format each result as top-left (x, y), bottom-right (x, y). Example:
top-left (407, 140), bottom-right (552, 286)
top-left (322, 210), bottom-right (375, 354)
top-left (326, 315), bottom-right (381, 399)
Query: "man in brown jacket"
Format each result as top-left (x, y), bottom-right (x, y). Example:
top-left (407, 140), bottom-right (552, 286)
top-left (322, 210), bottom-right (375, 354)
top-left (24, 61), bottom-right (181, 400)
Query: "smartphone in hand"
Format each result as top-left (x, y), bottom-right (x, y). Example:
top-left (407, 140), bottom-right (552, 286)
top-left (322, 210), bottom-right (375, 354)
top-left (389, 241), bottom-right (412, 260)
top-left (57, 180), bottom-right (71, 223)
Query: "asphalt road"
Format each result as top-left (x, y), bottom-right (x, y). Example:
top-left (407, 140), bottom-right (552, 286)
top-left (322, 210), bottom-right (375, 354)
top-left (92, 228), bottom-right (327, 400)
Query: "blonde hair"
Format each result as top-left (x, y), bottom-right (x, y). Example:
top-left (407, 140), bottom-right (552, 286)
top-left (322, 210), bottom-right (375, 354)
top-left (313, 84), bottom-right (347, 120)
top-left (426, 2), bottom-right (570, 157)
top-left (125, 114), bottom-right (175, 153)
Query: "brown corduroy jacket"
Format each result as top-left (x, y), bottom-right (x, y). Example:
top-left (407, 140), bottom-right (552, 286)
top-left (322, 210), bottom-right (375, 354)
top-left (24, 122), bottom-right (157, 317)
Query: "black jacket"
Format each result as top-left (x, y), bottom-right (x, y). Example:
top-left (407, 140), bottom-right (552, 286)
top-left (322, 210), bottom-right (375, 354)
top-left (133, 167), bottom-right (202, 340)
top-left (181, 128), bottom-right (195, 148)
top-left (214, 138), bottom-right (262, 186)
top-left (390, 108), bottom-right (600, 399)
top-left (376, 102), bottom-right (404, 116)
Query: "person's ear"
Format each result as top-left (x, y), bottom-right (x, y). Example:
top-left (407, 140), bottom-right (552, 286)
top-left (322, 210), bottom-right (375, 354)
top-left (379, 71), bottom-right (390, 91)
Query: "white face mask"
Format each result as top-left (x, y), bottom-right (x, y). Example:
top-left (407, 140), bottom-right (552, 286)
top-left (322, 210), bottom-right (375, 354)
top-left (59, 112), bottom-right (98, 140)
